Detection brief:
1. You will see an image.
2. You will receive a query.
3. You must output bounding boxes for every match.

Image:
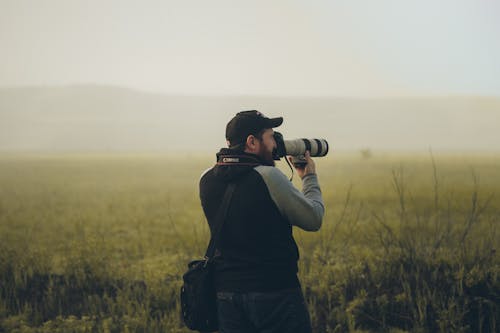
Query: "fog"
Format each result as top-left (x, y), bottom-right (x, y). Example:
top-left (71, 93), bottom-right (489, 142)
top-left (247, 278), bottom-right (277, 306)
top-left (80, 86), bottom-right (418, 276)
top-left (2, 1), bottom-right (499, 154)
top-left (1, 85), bottom-right (499, 153)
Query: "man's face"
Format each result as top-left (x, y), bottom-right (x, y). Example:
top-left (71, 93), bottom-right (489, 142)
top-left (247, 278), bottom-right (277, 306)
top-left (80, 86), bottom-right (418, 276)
top-left (256, 128), bottom-right (277, 166)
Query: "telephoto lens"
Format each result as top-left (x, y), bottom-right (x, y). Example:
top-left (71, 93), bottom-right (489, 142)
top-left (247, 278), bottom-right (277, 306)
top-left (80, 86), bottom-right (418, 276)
top-left (273, 132), bottom-right (329, 167)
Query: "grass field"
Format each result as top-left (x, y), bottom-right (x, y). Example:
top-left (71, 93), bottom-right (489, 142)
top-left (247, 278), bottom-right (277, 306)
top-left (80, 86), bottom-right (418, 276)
top-left (0, 152), bottom-right (499, 332)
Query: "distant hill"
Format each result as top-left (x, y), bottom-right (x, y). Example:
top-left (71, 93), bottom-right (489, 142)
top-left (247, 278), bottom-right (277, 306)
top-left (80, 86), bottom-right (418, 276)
top-left (1, 85), bottom-right (499, 152)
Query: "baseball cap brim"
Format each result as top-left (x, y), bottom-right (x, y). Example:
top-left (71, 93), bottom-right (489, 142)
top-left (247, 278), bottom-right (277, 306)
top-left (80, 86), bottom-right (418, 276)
top-left (265, 117), bottom-right (283, 128)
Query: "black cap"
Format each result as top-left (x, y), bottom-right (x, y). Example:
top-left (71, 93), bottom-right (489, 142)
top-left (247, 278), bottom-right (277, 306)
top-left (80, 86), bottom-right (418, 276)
top-left (226, 110), bottom-right (283, 145)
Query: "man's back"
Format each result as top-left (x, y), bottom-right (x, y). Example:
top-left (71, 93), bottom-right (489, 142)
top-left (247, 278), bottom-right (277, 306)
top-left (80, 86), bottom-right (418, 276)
top-left (199, 150), bottom-right (300, 292)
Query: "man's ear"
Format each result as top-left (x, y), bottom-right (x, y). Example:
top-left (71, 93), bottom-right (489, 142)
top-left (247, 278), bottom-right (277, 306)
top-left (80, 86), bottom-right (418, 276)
top-left (245, 135), bottom-right (258, 152)
top-left (246, 135), bottom-right (253, 147)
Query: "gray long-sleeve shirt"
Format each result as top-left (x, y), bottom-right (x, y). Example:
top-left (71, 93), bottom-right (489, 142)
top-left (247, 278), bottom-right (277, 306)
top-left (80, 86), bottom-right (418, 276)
top-left (254, 166), bottom-right (324, 231)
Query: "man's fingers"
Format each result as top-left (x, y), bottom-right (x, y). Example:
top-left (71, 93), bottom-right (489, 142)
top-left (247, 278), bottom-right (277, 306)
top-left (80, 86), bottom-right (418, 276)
top-left (305, 150), bottom-right (313, 162)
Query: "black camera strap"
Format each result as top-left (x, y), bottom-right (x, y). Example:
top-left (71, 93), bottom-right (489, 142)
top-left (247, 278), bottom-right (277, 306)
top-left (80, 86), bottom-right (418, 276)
top-left (280, 156), bottom-right (293, 182)
top-left (204, 183), bottom-right (236, 260)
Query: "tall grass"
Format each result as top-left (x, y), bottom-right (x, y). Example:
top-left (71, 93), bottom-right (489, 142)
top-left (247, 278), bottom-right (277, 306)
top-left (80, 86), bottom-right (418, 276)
top-left (0, 153), bottom-right (498, 332)
top-left (302, 160), bottom-right (498, 332)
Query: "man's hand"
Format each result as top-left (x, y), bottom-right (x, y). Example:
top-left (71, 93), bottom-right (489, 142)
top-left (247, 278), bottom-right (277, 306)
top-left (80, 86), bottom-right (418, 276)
top-left (288, 151), bottom-right (316, 179)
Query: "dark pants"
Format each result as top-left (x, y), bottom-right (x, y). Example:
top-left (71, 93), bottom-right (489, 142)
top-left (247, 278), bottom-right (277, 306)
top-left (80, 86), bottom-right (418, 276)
top-left (215, 288), bottom-right (312, 333)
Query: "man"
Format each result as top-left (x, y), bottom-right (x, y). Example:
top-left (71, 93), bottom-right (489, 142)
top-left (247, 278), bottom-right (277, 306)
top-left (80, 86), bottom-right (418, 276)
top-left (199, 110), bottom-right (325, 333)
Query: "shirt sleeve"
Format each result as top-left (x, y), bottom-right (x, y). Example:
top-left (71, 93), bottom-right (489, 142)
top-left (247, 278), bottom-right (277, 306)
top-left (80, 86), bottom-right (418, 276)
top-left (254, 166), bottom-right (325, 231)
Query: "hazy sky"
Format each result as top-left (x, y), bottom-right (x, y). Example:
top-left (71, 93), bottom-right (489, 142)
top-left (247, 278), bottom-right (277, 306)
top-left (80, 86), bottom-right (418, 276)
top-left (1, 0), bottom-right (499, 97)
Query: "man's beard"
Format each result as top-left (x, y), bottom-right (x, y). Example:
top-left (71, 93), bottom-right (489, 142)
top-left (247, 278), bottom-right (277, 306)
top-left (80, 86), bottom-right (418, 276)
top-left (258, 144), bottom-right (275, 166)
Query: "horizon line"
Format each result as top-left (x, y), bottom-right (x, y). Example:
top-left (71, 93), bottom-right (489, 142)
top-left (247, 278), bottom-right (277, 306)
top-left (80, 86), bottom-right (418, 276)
top-left (1, 83), bottom-right (499, 100)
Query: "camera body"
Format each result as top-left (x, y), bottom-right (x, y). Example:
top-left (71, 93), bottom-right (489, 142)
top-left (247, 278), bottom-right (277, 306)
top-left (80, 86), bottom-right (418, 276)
top-left (273, 132), bottom-right (329, 167)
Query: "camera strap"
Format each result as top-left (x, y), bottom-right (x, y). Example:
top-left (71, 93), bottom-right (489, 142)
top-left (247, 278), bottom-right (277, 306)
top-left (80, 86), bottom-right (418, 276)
top-left (216, 154), bottom-right (261, 166)
top-left (284, 156), bottom-right (294, 182)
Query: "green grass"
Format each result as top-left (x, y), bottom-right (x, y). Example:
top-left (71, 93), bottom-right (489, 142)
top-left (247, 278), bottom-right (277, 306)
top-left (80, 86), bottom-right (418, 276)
top-left (0, 152), bottom-right (499, 332)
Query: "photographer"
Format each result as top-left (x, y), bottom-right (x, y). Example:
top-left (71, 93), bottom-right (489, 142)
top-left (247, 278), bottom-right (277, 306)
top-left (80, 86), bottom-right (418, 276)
top-left (199, 110), bottom-right (325, 333)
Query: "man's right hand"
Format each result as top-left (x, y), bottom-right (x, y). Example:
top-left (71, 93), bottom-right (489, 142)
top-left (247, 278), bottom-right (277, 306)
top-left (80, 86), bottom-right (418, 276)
top-left (288, 151), bottom-right (316, 179)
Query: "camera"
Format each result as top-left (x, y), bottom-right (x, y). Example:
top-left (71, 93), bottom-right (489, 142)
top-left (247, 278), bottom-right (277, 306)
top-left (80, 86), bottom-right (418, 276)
top-left (273, 132), bottom-right (329, 167)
